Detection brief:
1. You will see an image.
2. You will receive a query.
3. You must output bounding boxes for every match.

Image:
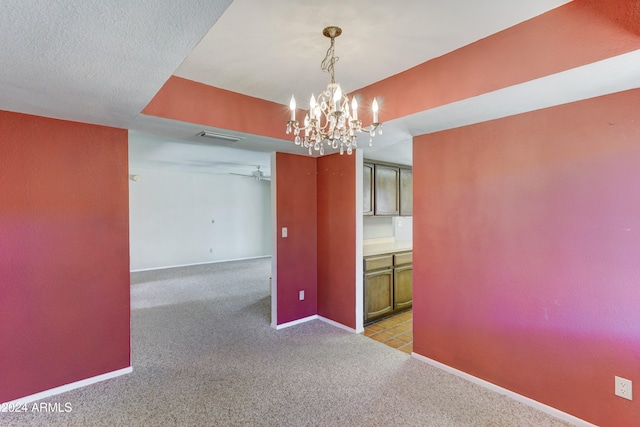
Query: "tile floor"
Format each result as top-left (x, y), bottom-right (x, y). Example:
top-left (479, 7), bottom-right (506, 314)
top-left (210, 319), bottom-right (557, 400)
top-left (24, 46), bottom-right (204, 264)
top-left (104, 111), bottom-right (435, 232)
top-left (363, 310), bottom-right (412, 354)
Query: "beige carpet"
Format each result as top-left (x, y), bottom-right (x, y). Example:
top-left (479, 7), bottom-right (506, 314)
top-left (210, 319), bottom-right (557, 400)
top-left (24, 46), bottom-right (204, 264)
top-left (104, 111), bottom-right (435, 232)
top-left (1, 258), bottom-right (574, 426)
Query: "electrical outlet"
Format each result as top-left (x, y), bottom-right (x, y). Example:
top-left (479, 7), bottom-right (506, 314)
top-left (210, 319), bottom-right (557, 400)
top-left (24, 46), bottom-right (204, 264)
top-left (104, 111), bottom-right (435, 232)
top-left (615, 376), bottom-right (633, 401)
top-left (299, 290), bottom-right (304, 301)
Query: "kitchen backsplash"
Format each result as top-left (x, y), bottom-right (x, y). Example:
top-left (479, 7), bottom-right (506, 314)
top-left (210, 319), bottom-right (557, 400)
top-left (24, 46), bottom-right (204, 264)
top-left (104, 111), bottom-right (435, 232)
top-left (393, 216), bottom-right (412, 242)
top-left (363, 216), bottom-right (412, 242)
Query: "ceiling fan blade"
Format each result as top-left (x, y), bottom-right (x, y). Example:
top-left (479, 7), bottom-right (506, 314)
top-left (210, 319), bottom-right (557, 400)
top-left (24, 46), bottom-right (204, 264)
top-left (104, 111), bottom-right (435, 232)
top-left (229, 165), bottom-right (271, 181)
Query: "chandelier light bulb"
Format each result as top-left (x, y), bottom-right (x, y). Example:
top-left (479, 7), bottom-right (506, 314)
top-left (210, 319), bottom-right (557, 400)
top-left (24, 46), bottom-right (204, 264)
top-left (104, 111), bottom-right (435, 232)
top-left (289, 96), bottom-right (296, 121)
top-left (372, 98), bottom-right (379, 123)
top-left (351, 97), bottom-right (358, 120)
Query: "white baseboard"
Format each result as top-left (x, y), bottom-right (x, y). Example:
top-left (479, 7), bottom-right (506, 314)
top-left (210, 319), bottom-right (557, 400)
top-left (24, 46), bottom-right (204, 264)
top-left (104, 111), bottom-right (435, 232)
top-left (318, 316), bottom-right (362, 333)
top-left (273, 315), bottom-right (363, 334)
top-left (412, 353), bottom-right (596, 427)
top-left (2, 367), bottom-right (133, 406)
top-left (273, 315), bottom-right (319, 330)
top-left (131, 255), bottom-right (270, 273)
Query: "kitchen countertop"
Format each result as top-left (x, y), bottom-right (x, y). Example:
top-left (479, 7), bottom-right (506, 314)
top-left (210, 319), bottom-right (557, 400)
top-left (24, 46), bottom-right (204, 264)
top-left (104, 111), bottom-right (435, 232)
top-left (363, 238), bottom-right (412, 257)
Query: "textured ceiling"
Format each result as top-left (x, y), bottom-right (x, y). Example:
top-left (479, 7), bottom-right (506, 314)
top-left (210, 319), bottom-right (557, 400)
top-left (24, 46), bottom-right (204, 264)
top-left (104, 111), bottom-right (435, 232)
top-left (0, 0), bottom-right (233, 128)
top-left (2, 1), bottom-right (640, 174)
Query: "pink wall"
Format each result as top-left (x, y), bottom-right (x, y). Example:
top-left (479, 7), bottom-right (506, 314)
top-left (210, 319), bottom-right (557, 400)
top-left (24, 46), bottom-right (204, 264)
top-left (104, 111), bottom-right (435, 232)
top-left (412, 89), bottom-right (640, 426)
top-left (317, 154), bottom-right (356, 328)
top-left (143, 76), bottom-right (290, 140)
top-left (275, 152), bottom-right (357, 328)
top-left (0, 111), bottom-right (130, 402)
top-left (275, 152), bottom-right (318, 324)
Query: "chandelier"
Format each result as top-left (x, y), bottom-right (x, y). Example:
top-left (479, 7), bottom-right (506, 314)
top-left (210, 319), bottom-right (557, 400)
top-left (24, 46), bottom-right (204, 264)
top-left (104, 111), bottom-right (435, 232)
top-left (286, 26), bottom-right (382, 156)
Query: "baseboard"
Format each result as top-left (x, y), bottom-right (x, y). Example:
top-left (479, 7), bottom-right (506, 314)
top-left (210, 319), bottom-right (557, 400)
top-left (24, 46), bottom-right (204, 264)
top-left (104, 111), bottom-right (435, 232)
top-left (2, 367), bottom-right (133, 406)
top-left (318, 316), bottom-right (362, 334)
top-left (273, 315), bottom-right (319, 330)
top-left (411, 353), bottom-right (597, 427)
top-left (131, 255), bottom-right (270, 273)
top-left (273, 314), bottom-right (363, 333)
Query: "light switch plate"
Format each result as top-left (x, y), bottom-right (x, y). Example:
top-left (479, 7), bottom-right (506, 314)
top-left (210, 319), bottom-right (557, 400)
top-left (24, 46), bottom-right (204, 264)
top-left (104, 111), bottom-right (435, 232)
top-left (282, 227), bottom-right (288, 238)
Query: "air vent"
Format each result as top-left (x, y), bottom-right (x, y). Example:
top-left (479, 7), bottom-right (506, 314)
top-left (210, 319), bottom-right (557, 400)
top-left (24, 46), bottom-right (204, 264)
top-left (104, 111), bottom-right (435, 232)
top-left (197, 131), bottom-right (244, 143)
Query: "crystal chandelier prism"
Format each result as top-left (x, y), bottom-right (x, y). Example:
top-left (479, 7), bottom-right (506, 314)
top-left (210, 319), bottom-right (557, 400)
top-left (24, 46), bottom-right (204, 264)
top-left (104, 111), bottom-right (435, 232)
top-left (286, 26), bottom-right (382, 156)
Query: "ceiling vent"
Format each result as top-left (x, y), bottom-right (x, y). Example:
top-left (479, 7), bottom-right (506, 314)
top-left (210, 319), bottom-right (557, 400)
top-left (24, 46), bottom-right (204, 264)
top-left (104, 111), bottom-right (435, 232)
top-left (197, 131), bottom-right (244, 143)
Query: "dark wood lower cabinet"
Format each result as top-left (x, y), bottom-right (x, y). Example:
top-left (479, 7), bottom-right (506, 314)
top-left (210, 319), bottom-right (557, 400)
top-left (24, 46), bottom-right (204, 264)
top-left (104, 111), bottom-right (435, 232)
top-left (364, 269), bottom-right (394, 322)
top-left (364, 250), bottom-right (412, 324)
top-left (394, 265), bottom-right (413, 311)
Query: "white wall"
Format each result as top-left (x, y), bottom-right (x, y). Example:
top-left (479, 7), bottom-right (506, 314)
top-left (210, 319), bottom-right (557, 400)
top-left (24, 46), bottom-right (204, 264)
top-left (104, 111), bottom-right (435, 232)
top-left (129, 167), bottom-right (271, 271)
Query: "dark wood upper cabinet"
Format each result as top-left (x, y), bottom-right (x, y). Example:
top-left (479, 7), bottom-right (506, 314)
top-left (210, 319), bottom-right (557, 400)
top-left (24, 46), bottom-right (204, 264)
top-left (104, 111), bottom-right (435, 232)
top-left (364, 160), bottom-right (412, 217)
top-left (399, 168), bottom-right (413, 216)
top-left (363, 163), bottom-right (374, 215)
top-left (374, 164), bottom-right (400, 216)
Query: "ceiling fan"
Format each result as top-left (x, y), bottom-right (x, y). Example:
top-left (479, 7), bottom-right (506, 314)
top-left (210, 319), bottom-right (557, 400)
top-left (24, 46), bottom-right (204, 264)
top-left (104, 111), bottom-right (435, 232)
top-left (230, 165), bottom-right (270, 181)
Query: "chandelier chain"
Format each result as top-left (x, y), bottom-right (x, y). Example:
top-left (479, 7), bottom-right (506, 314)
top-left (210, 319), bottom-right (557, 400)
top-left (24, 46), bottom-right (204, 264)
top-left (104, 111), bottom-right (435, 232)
top-left (320, 37), bottom-right (339, 84)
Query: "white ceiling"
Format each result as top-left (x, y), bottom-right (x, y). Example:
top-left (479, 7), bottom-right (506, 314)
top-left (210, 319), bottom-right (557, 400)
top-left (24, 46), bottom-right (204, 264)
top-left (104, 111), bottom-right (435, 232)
top-left (2, 0), bottom-right (639, 176)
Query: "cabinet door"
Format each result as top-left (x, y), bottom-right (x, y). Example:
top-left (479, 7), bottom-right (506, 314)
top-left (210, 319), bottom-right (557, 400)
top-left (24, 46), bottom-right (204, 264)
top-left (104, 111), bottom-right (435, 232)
top-left (399, 168), bottom-right (413, 216)
top-left (394, 265), bottom-right (413, 311)
top-left (363, 163), bottom-right (374, 215)
top-left (364, 269), bottom-right (394, 323)
top-left (374, 165), bottom-right (399, 216)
